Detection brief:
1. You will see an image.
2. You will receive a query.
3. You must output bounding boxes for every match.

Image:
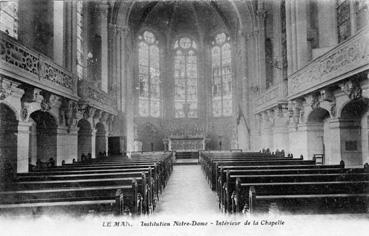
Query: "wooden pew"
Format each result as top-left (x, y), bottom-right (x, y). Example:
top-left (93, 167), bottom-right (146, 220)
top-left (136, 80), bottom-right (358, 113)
top-left (35, 164), bottom-right (162, 195)
top-left (217, 166), bottom-right (345, 207)
top-left (199, 151), bottom-right (303, 189)
top-left (0, 179), bottom-right (139, 216)
top-left (201, 151), bottom-right (369, 215)
top-left (56, 155), bottom-right (173, 192)
top-left (209, 159), bottom-right (316, 190)
top-left (217, 164), bottom-right (346, 197)
top-left (16, 170), bottom-right (155, 214)
top-left (245, 181), bottom-right (369, 214)
top-left (227, 167), bottom-right (369, 214)
top-left (0, 152), bottom-right (174, 216)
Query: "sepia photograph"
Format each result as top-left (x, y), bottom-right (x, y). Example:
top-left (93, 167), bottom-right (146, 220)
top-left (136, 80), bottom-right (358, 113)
top-left (0, 0), bottom-right (369, 235)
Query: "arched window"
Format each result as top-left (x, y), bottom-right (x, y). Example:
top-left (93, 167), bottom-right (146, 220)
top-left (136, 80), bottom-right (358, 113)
top-left (211, 32), bottom-right (232, 117)
top-left (174, 37), bottom-right (198, 118)
top-left (138, 31), bottom-right (161, 117)
top-left (336, 0), bottom-right (351, 43)
top-left (0, 0), bottom-right (18, 39)
top-left (355, 0), bottom-right (369, 31)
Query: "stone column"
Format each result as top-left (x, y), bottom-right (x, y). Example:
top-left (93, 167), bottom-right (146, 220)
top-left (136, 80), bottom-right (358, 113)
top-left (108, 23), bottom-right (118, 107)
top-left (329, 118), bottom-right (343, 165)
top-left (115, 28), bottom-right (122, 111)
top-left (285, 0), bottom-right (295, 74)
top-left (109, 24), bottom-right (127, 112)
top-left (53, 0), bottom-right (65, 66)
top-left (272, 0), bottom-right (283, 85)
top-left (63, 0), bottom-right (75, 72)
top-left (361, 113), bottom-right (369, 165)
top-left (288, 100), bottom-right (305, 157)
top-left (305, 122), bottom-right (324, 160)
top-left (17, 121), bottom-right (32, 173)
top-left (91, 128), bottom-right (97, 159)
top-left (119, 27), bottom-right (129, 113)
top-left (290, 122), bottom-right (309, 159)
top-left (238, 29), bottom-right (248, 104)
top-left (55, 126), bottom-right (71, 166)
top-left (260, 111), bottom-right (273, 150)
top-left (58, 126), bottom-right (79, 164)
top-left (256, 8), bottom-right (267, 91)
top-left (99, 2), bottom-right (109, 92)
top-left (252, 114), bottom-right (262, 151)
top-left (332, 118), bottom-right (362, 167)
top-left (236, 29), bottom-right (252, 151)
top-left (295, 0), bottom-right (309, 68)
top-left (349, 0), bottom-right (357, 35)
top-left (111, 25), bottom-right (130, 113)
top-left (286, 0), bottom-right (309, 74)
top-left (272, 106), bottom-right (289, 152)
top-left (317, 0), bottom-right (338, 48)
top-left (125, 35), bottom-right (135, 152)
top-left (105, 131), bottom-right (109, 155)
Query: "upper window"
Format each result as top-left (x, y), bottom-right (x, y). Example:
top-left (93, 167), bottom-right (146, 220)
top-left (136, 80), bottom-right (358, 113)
top-left (174, 37), bottom-right (198, 118)
top-left (138, 31), bottom-right (161, 117)
top-left (0, 1), bottom-right (18, 39)
top-left (355, 0), bottom-right (369, 31)
top-left (211, 33), bottom-right (232, 117)
top-left (336, 0), bottom-right (351, 43)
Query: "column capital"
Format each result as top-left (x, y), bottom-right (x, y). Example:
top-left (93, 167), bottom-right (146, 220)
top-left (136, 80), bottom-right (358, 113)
top-left (256, 9), bottom-right (267, 19)
top-left (109, 23), bottom-right (130, 36)
top-left (98, 1), bottom-right (110, 9)
top-left (244, 28), bottom-right (264, 41)
top-left (238, 28), bottom-right (247, 38)
top-left (256, 9), bottom-right (267, 31)
top-left (97, 2), bottom-right (109, 19)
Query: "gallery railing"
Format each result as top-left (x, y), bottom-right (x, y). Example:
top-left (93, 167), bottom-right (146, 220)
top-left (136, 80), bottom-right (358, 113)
top-left (78, 80), bottom-right (117, 115)
top-left (288, 26), bottom-right (369, 100)
top-left (254, 82), bottom-right (287, 113)
top-left (0, 31), bottom-right (78, 100)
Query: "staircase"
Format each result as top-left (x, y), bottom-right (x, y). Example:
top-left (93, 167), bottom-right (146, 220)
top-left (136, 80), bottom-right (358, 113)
top-left (174, 152), bottom-right (199, 165)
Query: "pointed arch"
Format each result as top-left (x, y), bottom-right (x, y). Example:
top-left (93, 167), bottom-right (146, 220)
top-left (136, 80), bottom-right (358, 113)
top-left (137, 30), bottom-right (161, 117)
top-left (211, 32), bottom-right (233, 117)
top-left (173, 36), bottom-right (198, 118)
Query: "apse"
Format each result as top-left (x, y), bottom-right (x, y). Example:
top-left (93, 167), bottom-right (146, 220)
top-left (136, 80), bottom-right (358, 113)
top-left (128, 0), bottom-right (239, 38)
top-left (126, 0), bottom-right (241, 152)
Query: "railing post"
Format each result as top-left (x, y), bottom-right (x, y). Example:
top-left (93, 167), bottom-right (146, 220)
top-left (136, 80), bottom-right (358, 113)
top-left (249, 186), bottom-right (256, 215)
top-left (132, 178), bottom-right (138, 214)
top-left (235, 177), bottom-right (241, 213)
top-left (115, 189), bottom-right (124, 215)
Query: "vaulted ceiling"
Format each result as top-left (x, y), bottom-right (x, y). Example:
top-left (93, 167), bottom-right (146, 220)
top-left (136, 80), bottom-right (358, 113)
top-left (127, 0), bottom-right (240, 40)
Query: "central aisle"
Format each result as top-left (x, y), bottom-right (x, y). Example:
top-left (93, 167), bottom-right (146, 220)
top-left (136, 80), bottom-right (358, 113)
top-left (154, 165), bottom-right (219, 215)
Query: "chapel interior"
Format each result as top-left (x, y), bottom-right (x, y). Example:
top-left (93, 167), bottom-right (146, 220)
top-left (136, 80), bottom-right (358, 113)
top-left (0, 0), bottom-right (369, 216)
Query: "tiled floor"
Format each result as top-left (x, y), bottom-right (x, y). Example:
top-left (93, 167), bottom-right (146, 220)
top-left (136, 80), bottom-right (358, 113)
top-left (154, 165), bottom-right (219, 215)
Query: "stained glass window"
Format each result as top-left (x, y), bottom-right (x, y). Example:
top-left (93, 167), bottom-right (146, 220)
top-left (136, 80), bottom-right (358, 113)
top-left (76, 1), bottom-right (84, 79)
top-left (0, 1), bottom-right (18, 39)
top-left (174, 37), bottom-right (198, 118)
top-left (138, 31), bottom-right (161, 117)
top-left (211, 33), bottom-right (233, 117)
top-left (355, 0), bottom-right (369, 30)
top-left (336, 0), bottom-right (351, 43)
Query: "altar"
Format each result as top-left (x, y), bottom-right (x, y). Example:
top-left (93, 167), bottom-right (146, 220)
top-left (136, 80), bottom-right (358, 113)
top-left (167, 137), bottom-right (205, 151)
top-left (163, 122), bottom-right (207, 151)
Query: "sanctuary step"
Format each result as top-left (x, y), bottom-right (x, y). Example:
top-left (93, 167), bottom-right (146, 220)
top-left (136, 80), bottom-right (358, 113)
top-left (174, 152), bottom-right (199, 165)
top-left (175, 152), bottom-right (199, 159)
top-left (174, 159), bottom-right (199, 165)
